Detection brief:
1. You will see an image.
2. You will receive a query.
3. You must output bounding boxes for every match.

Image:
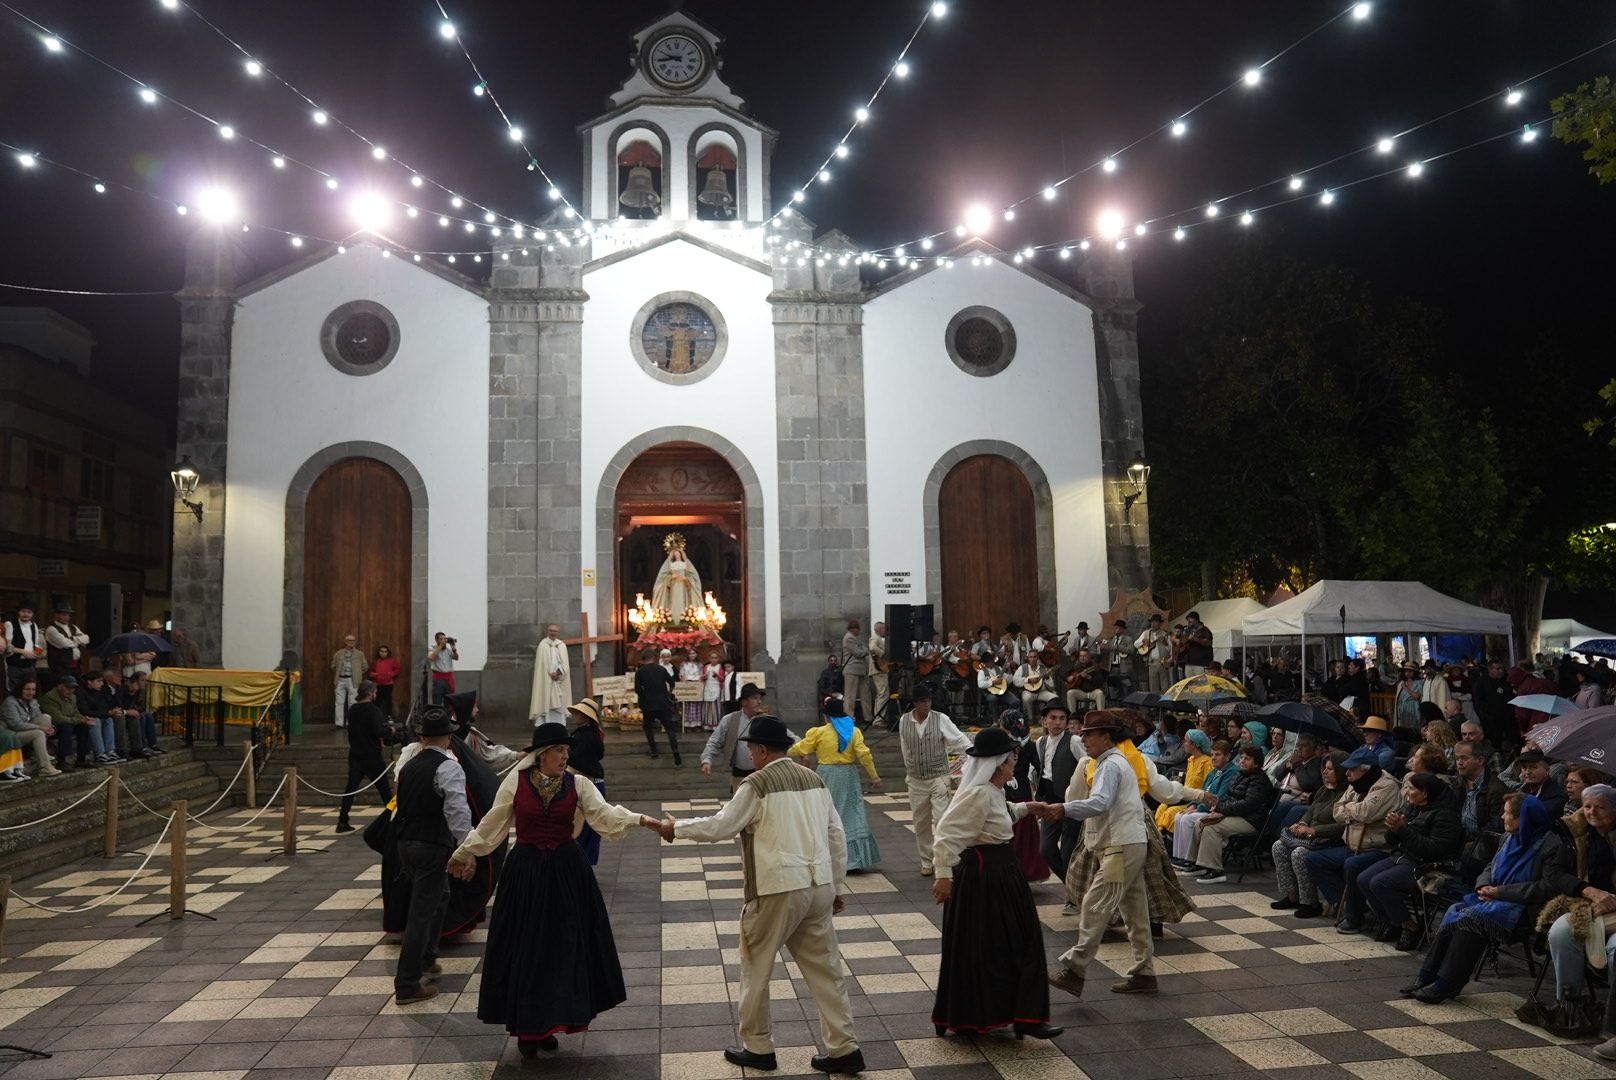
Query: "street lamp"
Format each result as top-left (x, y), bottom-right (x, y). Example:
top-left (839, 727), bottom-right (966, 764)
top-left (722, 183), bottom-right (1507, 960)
top-left (171, 456), bottom-right (204, 521)
top-left (1122, 452), bottom-right (1151, 519)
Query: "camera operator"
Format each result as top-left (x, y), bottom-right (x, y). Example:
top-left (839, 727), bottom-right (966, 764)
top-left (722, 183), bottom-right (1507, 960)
top-left (427, 631), bottom-right (459, 705)
top-left (336, 680), bottom-right (395, 833)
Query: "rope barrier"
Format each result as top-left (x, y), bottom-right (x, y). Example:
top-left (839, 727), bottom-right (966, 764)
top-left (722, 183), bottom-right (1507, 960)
top-left (0, 775), bottom-right (111, 832)
top-left (121, 773), bottom-right (288, 833)
top-left (293, 770), bottom-right (388, 799)
top-left (187, 749), bottom-right (251, 819)
top-left (8, 811), bottom-right (174, 914)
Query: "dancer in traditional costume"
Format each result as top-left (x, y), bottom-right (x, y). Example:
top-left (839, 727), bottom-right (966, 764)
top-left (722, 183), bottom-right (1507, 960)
top-left (791, 699), bottom-right (883, 870)
top-left (448, 722), bottom-right (660, 1057)
top-left (930, 726), bottom-right (1063, 1040)
top-left (1000, 710), bottom-right (1051, 882)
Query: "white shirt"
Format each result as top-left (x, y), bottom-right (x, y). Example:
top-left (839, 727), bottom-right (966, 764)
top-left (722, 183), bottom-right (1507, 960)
top-left (897, 710), bottom-right (972, 776)
top-left (1060, 747), bottom-right (1150, 848)
top-left (1135, 628), bottom-right (1171, 660)
top-left (932, 784), bottom-right (1028, 880)
top-left (452, 753), bottom-right (642, 861)
top-left (44, 620), bottom-right (89, 659)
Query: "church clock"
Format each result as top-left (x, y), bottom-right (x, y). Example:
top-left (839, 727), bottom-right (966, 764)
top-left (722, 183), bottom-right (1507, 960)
top-left (643, 31), bottom-right (708, 91)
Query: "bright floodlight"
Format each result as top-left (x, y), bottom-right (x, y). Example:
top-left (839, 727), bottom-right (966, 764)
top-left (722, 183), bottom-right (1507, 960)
top-left (1243, 68), bottom-right (1262, 87)
top-left (351, 191), bottom-right (393, 231)
top-left (1352, 3), bottom-right (1371, 20)
top-left (964, 204), bottom-right (994, 235)
top-left (196, 186), bottom-right (240, 224)
top-left (1095, 207), bottom-right (1125, 240)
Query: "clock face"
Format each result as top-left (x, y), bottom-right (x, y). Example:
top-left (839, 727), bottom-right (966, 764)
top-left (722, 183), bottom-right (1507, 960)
top-left (647, 33), bottom-right (706, 88)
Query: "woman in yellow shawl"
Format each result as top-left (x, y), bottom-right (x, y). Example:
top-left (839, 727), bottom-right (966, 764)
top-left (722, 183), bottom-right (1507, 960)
top-left (1156, 728), bottom-right (1214, 832)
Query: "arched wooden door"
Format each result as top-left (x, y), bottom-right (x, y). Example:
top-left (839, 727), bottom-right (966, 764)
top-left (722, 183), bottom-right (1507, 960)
top-left (302, 458), bottom-right (411, 724)
top-left (939, 454), bottom-right (1039, 640)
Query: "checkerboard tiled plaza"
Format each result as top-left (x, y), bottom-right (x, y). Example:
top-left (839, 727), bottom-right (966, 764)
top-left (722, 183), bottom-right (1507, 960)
top-left (0, 789), bottom-right (1610, 1079)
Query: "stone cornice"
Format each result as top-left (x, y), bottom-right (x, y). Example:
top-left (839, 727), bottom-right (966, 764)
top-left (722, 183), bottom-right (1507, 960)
top-left (767, 293), bottom-right (864, 325)
top-left (489, 289), bottom-right (590, 324)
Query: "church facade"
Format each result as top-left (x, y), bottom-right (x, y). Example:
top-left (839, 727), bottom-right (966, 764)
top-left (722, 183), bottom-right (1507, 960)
top-left (170, 9), bottom-right (1151, 721)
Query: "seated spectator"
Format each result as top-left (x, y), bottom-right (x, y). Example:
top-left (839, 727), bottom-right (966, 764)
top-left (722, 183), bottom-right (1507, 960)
top-left (1264, 733), bottom-right (1325, 837)
top-left (1358, 716), bottom-right (1398, 771)
top-left (75, 671), bottom-right (125, 766)
top-left (1241, 720), bottom-right (1269, 752)
top-left (1171, 740), bottom-right (1237, 865)
top-left (125, 672), bottom-right (164, 754)
top-left (1512, 750), bottom-right (1568, 818)
top-left (1408, 793), bottom-right (1564, 1004)
top-left (40, 676), bottom-right (105, 769)
top-left (1138, 716), bottom-right (1186, 769)
top-left (98, 668), bottom-right (148, 761)
top-left (1453, 739), bottom-right (1507, 874)
top-left (1423, 718), bottom-right (1458, 767)
top-left (1538, 784), bottom-right (1616, 1047)
top-left (0, 678), bottom-right (61, 777)
top-left (1458, 720), bottom-right (1501, 774)
top-left (1272, 750), bottom-right (1349, 917)
top-left (1407, 745), bottom-right (1452, 778)
top-left (1575, 667), bottom-right (1604, 711)
top-left (1304, 745), bottom-right (1399, 918)
top-left (1195, 713), bottom-right (1220, 745)
top-left (1181, 743), bottom-right (1276, 885)
top-left (1345, 772), bottom-right (1464, 946)
top-left (1156, 729), bottom-right (1213, 833)
top-left (1262, 725), bottom-right (1300, 786)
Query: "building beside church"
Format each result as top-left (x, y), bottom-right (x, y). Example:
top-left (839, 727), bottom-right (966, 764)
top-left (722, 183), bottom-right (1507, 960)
top-left (170, 8), bottom-right (1151, 722)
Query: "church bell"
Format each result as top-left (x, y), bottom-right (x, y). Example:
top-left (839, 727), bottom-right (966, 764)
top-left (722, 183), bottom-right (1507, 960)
top-left (697, 168), bottom-right (734, 212)
top-left (619, 165), bottom-right (661, 210)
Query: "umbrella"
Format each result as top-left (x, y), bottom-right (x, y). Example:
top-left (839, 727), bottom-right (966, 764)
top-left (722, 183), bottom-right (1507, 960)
top-left (1508, 694), bottom-right (1581, 716)
top-left (1527, 706), bottom-right (1616, 771)
top-left (97, 631), bottom-right (173, 657)
top-left (1256, 700), bottom-right (1365, 750)
top-left (1300, 694), bottom-right (1361, 730)
top-left (1161, 674), bottom-right (1247, 706)
top-left (1572, 639), bottom-right (1616, 660)
top-left (1122, 691), bottom-right (1164, 708)
top-left (1208, 700), bottom-right (1262, 721)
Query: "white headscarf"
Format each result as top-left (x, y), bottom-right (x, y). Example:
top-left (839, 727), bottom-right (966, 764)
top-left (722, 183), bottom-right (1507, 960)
top-left (952, 751), bottom-right (1011, 807)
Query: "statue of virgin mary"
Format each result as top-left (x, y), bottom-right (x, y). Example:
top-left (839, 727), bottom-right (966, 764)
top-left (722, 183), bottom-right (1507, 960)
top-left (651, 532), bottom-right (703, 617)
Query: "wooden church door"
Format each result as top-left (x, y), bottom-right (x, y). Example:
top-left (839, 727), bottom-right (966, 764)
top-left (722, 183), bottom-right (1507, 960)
top-left (938, 454), bottom-right (1039, 641)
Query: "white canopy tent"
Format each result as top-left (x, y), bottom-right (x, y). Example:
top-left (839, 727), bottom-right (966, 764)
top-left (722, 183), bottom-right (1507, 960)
top-left (1543, 618), bottom-right (1616, 656)
top-left (1187, 597), bottom-right (1268, 655)
top-left (1239, 579), bottom-right (1513, 682)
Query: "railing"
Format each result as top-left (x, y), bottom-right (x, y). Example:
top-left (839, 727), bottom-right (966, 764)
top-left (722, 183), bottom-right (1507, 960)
top-left (149, 673), bottom-right (294, 751)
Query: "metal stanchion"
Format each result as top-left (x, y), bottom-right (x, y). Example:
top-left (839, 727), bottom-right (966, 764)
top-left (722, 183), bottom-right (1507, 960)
top-left (244, 739), bottom-right (256, 810)
top-left (0, 873), bottom-right (48, 1062)
top-left (283, 766), bottom-right (298, 856)
top-left (103, 768), bottom-right (119, 858)
top-left (169, 801), bottom-right (186, 921)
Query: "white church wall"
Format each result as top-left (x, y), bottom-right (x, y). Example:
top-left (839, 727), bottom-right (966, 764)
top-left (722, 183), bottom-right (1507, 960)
top-left (863, 259), bottom-right (1110, 634)
top-left (578, 237), bottom-right (782, 660)
top-left (585, 104), bottom-right (766, 222)
top-left (222, 245), bottom-right (490, 670)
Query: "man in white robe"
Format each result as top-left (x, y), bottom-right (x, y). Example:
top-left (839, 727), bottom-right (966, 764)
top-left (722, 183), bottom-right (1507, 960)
top-left (528, 623), bottom-right (571, 724)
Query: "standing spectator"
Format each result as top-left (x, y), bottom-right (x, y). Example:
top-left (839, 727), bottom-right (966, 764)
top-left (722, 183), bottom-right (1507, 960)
top-left (40, 676), bottom-right (96, 769)
top-left (1509, 661), bottom-right (1559, 736)
top-left (1342, 658), bottom-right (1371, 717)
top-left (369, 645), bottom-right (402, 718)
top-left (815, 654), bottom-right (841, 711)
top-left (331, 634), bottom-right (364, 729)
top-left (0, 678), bottom-right (60, 777)
top-left (427, 632), bottom-right (458, 704)
top-left (1421, 659), bottom-right (1451, 711)
top-left (1574, 666), bottom-right (1604, 710)
top-left (700, 652), bottom-right (726, 731)
top-left (633, 651), bottom-right (681, 765)
top-left (868, 621), bottom-right (890, 724)
top-left (389, 707), bottom-right (473, 1005)
top-left (44, 602), bottom-right (89, 684)
top-left (337, 680), bottom-right (394, 834)
top-left (3, 603), bottom-right (47, 691)
top-left (841, 619), bottom-right (873, 725)
top-left (1474, 658), bottom-right (1517, 753)
top-left (167, 628), bottom-right (201, 668)
top-left (124, 620), bottom-right (163, 679)
top-left (75, 671), bottom-right (123, 765)
top-left (677, 651), bottom-right (704, 730)
top-left (529, 623), bottom-right (570, 726)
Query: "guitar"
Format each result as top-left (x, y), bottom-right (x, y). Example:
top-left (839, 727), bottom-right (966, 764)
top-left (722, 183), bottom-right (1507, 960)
top-left (1039, 631), bottom-right (1069, 668)
top-left (874, 656), bottom-right (894, 674)
top-left (951, 653), bottom-right (977, 679)
top-left (1023, 673), bottom-right (1046, 693)
top-left (1065, 661), bottom-right (1105, 693)
top-left (915, 654), bottom-right (940, 676)
top-left (987, 675), bottom-right (1009, 695)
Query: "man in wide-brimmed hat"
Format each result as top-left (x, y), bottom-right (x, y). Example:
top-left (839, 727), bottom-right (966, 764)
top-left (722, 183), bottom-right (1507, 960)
top-left (658, 715), bottom-right (865, 1076)
top-left (1035, 709), bottom-right (1157, 999)
top-left (700, 683), bottom-right (795, 792)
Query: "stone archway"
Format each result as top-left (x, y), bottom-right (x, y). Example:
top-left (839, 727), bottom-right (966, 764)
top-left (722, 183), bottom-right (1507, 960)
top-left (923, 440), bottom-right (1057, 633)
top-left (596, 427), bottom-right (766, 667)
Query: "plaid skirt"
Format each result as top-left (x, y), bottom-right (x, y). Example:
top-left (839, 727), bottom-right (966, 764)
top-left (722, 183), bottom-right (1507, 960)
top-left (1063, 825), bottom-right (1196, 924)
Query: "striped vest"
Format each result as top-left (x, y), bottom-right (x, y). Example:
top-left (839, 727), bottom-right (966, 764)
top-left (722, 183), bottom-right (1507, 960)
top-left (738, 758), bottom-right (835, 902)
top-left (900, 712), bottom-right (950, 780)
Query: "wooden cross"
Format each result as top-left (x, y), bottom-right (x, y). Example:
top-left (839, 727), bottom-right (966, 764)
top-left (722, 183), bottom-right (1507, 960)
top-left (563, 611), bottom-right (624, 698)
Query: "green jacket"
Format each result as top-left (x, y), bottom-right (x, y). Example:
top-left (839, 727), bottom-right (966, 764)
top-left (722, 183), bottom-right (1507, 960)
top-left (39, 687), bottom-right (86, 726)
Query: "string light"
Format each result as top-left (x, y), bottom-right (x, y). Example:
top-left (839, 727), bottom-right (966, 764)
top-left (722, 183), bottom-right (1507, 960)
top-left (218, 124), bottom-right (235, 140)
top-left (834, 145), bottom-right (849, 159)
top-left (1352, 2), bottom-right (1371, 20)
top-left (506, 126), bottom-right (523, 142)
top-left (41, 34), bottom-right (62, 52)
top-left (1319, 189), bottom-right (1336, 205)
top-left (1505, 88), bottom-right (1523, 106)
top-left (1288, 175), bottom-right (1304, 191)
top-left (894, 60), bottom-right (910, 78)
top-left (311, 109), bottom-right (327, 125)
top-left (1102, 157), bottom-right (1118, 173)
top-left (1042, 185), bottom-right (1057, 200)
top-left (1239, 210), bottom-right (1255, 226)
top-left (1520, 124), bottom-right (1538, 142)
top-left (438, 20), bottom-right (456, 39)
top-left (370, 145), bottom-right (387, 160)
top-left (931, 2), bottom-right (947, 16)
top-left (138, 86), bottom-right (158, 104)
top-left (271, 155), bottom-right (285, 168)
top-left (1405, 160), bottom-right (1424, 177)
top-left (1173, 227), bottom-right (1187, 241)
top-left (15, 151), bottom-right (37, 168)
top-left (243, 58), bottom-right (261, 76)
top-left (1243, 68), bottom-right (1262, 87)
top-left (1204, 203), bottom-right (1220, 217)
top-left (1171, 120), bottom-right (1187, 137)
top-left (92, 182), bottom-right (105, 193)
top-left (1376, 136), bottom-right (1396, 153)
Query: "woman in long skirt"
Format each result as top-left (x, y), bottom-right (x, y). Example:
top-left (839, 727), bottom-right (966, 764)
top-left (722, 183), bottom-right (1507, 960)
top-left (790, 699), bottom-right (883, 870)
top-left (930, 726), bottom-right (1062, 1040)
top-left (999, 709), bottom-right (1050, 882)
top-left (449, 722), bottom-right (661, 1058)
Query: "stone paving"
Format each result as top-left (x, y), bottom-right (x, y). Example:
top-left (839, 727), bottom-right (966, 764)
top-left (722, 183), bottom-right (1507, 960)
top-left (0, 786), bottom-right (1606, 1079)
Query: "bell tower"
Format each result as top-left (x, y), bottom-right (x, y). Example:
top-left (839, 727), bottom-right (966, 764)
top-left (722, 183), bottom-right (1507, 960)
top-left (579, 8), bottom-right (777, 224)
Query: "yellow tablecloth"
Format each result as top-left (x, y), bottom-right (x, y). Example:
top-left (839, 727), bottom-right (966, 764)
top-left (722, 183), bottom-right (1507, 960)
top-left (149, 668), bottom-right (301, 707)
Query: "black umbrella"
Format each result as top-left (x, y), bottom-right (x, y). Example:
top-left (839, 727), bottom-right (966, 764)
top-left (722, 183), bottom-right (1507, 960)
top-left (1256, 700), bottom-right (1364, 751)
top-left (1123, 691), bottom-right (1163, 708)
top-left (1526, 706), bottom-right (1616, 772)
top-left (97, 631), bottom-right (173, 657)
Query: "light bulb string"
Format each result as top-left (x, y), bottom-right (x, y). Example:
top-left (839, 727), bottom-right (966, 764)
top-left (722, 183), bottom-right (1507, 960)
top-left (430, 0), bottom-right (575, 213)
top-left (157, 0), bottom-right (535, 231)
top-left (765, 0), bottom-right (945, 225)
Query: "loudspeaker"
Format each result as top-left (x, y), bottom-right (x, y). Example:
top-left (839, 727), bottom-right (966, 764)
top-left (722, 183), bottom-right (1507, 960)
top-left (884, 604), bottom-right (914, 664)
top-left (85, 583), bottom-right (123, 648)
top-left (913, 603), bottom-right (935, 645)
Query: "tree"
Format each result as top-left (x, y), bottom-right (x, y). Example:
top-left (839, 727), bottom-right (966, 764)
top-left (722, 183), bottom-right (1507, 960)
top-left (1552, 75), bottom-right (1616, 185)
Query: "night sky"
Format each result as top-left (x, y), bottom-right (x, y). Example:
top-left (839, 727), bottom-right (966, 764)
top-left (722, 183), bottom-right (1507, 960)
top-left (2, 2), bottom-right (1612, 449)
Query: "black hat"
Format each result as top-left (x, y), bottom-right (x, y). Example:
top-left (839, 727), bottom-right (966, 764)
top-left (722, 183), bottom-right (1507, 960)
top-left (53, 601), bottom-right (73, 615)
top-left (1149, 614), bottom-right (1163, 623)
top-left (738, 682), bottom-right (765, 701)
top-left (1076, 621), bottom-right (1089, 630)
top-left (1040, 699), bottom-right (1068, 715)
top-left (739, 714), bottom-right (794, 750)
top-left (56, 675), bottom-right (78, 688)
top-left (968, 726), bottom-right (1018, 757)
top-left (1114, 619), bottom-right (1128, 628)
top-left (1516, 749), bottom-right (1547, 765)
top-left (418, 706), bottom-right (455, 737)
top-left (524, 721), bottom-right (574, 753)
top-left (910, 684), bottom-right (932, 701)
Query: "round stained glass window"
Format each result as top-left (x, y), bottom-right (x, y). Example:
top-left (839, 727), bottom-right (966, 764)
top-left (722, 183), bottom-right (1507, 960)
top-left (640, 302), bottom-right (719, 376)
top-left (319, 300), bottom-right (400, 376)
top-left (954, 317), bottom-right (1005, 367)
top-left (944, 306), bottom-right (1017, 377)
